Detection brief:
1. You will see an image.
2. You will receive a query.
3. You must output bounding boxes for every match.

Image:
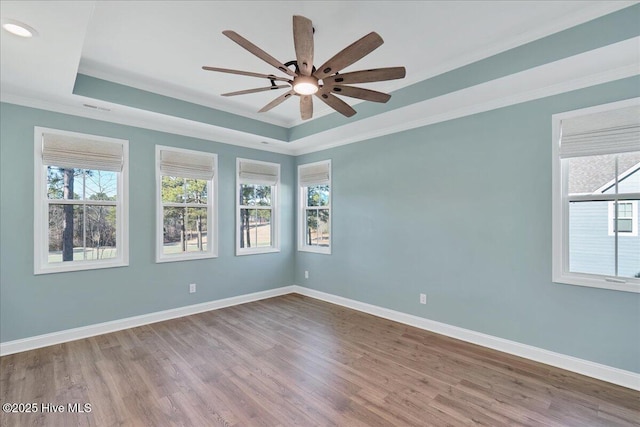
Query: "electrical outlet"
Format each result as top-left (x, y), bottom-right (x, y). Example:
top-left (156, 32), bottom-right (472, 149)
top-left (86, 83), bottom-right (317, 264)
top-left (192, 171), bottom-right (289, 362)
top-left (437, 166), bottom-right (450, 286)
top-left (189, 283), bottom-right (196, 293)
top-left (420, 293), bottom-right (427, 304)
top-left (304, 270), bottom-right (309, 279)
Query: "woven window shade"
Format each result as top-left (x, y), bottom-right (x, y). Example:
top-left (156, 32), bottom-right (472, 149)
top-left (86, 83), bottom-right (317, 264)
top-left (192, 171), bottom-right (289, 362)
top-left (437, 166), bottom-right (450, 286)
top-left (42, 133), bottom-right (124, 172)
top-left (238, 160), bottom-right (278, 185)
top-left (560, 105), bottom-right (640, 158)
top-left (160, 149), bottom-right (215, 180)
top-left (299, 162), bottom-right (330, 186)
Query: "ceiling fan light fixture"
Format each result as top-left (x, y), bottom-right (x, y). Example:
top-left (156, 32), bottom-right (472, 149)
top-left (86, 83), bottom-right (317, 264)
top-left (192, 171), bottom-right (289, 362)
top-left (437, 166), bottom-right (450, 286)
top-left (204, 15), bottom-right (405, 119)
top-left (292, 75), bottom-right (318, 95)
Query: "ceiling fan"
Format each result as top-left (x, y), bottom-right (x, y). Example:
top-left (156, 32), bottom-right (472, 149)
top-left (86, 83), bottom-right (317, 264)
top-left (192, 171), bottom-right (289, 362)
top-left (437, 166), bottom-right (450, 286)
top-left (202, 15), bottom-right (406, 120)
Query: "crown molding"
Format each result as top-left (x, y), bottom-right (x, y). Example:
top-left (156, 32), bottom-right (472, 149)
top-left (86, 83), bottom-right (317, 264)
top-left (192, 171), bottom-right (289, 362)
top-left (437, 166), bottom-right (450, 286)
top-left (289, 38), bottom-right (640, 155)
top-left (3, 37), bottom-right (637, 158)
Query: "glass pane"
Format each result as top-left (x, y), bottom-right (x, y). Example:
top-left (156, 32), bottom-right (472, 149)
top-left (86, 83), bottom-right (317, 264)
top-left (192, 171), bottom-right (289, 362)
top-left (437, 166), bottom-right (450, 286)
top-left (162, 176), bottom-right (185, 203)
top-left (47, 167), bottom-right (81, 200)
top-left (163, 207), bottom-right (185, 254)
top-left (616, 199), bottom-right (639, 278)
top-left (616, 219), bottom-right (633, 233)
top-left (85, 205), bottom-right (117, 260)
top-left (307, 185), bottom-right (329, 207)
top-left (567, 154), bottom-right (616, 196)
top-left (305, 208), bottom-right (330, 247)
top-left (239, 208), bottom-right (250, 248)
top-left (84, 170), bottom-right (118, 201)
top-left (618, 151), bottom-right (640, 194)
top-left (240, 184), bottom-right (271, 206)
top-left (618, 202), bottom-right (633, 218)
top-left (186, 179), bottom-right (208, 204)
top-left (240, 184), bottom-right (254, 205)
top-left (239, 208), bottom-right (271, 248)
top-left (569, 201), bottom-right (614, 276)
top-left (256, 185), bottom-right (271, 206)
top-left (255, 209), bottom-right (272, 247)
top-left (186, 207), bottom-right (207, 252)
top-left (48, 204), bottom-right (84, 263)
top-left (305, 209), bottom-right (318, 245)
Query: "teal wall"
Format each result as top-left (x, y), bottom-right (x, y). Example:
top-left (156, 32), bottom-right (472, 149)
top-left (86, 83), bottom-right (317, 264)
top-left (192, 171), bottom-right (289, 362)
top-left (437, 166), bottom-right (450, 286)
top-left (1, 5), bottom-right (639, 375)
top-left (73, 74), bottom-right (289, 142)
top-left (1, 82), bottom-right (639, 372)
top-left (0, 103), bottom-right (295, 342)
top-left (295, 76), bottom-right (640, 373)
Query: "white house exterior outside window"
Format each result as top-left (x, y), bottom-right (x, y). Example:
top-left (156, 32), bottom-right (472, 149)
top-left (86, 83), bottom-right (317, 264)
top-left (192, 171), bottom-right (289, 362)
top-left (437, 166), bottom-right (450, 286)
top-left (236, 158), bottom-right (280, 255)
top-left (607, 201), bottom-right (638, 236)
top-left (156, 146), bottom-right (217, 263)
top-left (552, 98), bottom-right (640, 293)
top-left (34, 127), bottom-right (129, 274)
top-left (298, 160), bottom-right (331, 254)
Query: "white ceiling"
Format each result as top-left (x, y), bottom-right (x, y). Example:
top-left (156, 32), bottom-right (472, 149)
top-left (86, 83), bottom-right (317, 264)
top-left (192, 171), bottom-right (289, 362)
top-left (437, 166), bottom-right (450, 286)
top-left (0, 1), bottom-right (637, 152)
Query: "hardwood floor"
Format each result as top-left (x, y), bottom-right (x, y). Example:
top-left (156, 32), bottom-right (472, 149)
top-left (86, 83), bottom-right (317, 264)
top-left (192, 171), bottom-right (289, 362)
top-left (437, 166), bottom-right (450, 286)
top-left (1, 294), bottom-right (638, 426)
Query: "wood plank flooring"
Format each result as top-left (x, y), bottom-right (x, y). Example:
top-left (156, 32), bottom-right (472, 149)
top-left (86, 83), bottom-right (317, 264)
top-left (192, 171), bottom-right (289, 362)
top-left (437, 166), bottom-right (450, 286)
top-left (1, 294), bottom-right (638, 426)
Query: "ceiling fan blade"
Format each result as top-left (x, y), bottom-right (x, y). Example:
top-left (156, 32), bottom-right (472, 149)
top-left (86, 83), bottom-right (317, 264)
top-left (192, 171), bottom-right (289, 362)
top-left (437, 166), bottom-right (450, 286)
top-left (300, 95), bottom-right (313, 120)
top-left (202, 66), bottom-right (292, 82)
top-left (313, 32), bottom-right (384, 80)
top-left (259, 90), bottom-right (296, 112)
top-left (222, 85), bottom-right (290, 97)
top-left (315, 90), bottom-right (356, 117)
top-left (329, 85), bottom-right (391, 103)
top-left (323, 67), bottom-right (406, 85)
top-left (223, 30), bottom-right (297, 77)
top-left (293, 15), bottom-right (314, 77)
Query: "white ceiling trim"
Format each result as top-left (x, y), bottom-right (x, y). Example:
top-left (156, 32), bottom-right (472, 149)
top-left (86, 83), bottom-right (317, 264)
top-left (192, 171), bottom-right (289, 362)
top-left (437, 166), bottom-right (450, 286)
top-left (75, 1), bottom-right (637, 130)
top-left (2, 38), bottom-right (637, 157)
top-left (289, 37), bottom-right (640, 155)
top-left (0, 91), bottom-right (292, 155)
top-left (77, 59), bottom-right (294, 128)
top-left (380, 1), bottom-right (638, 93)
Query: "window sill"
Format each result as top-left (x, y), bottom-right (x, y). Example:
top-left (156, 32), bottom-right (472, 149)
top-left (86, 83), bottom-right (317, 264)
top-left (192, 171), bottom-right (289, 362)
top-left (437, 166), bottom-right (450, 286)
top-left (156, 252), bottom-right (217, 263)
top-left (298, 246), bottom-right (331, 255)
top-left (35, 259), bottom-right (128, 275)
top-left (236, 248), bottom-right (280, 256)
top-left (553, 272), bottom-right (640, 293)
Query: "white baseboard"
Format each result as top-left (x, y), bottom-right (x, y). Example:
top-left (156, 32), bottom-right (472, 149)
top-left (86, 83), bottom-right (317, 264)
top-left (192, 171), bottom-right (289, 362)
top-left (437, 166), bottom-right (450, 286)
top-left (2, 284), bottom-right (637, 391)
top-left (0, 286), bottom-right (295, 357)
top-left (291, 285), bottom-right (640, 391)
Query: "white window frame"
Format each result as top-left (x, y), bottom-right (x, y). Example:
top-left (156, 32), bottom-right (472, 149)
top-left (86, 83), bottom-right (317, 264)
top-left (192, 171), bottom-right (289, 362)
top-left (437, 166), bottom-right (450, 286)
top-left (34, 127), bottom-right (129, 274)
top-left (607, 201), bottom-right (638, 237)
top-left (298, 160), bottom-right (331, 254)
top-left (156, 146), bottom-right (218, 263)
top-left (236, 158), bottom-right (280, 256)
top-left (552, 98), bottom-right (640, 293)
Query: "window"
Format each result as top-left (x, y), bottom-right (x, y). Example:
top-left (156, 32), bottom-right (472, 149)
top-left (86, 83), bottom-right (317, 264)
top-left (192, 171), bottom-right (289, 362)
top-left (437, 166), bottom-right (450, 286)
top-left (298, 160), bottom-right (331, 254)
top-left (156, 146), bottom-right (217, 262)
top-left (236, 158), bottom-right (280, 255)
top-left (608, 201), bottom-right (637, 236)
top-left (34, 127), bottom-right (128, 274)
top-left (552, 99), bottom-right (640, 292)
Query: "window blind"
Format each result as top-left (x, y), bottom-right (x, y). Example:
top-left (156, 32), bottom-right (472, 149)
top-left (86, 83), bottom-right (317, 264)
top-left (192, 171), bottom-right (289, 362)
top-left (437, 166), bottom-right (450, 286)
top-left (299, 161), bottom-right (330, 186)
top-left (160, 149), bottom-right (215, 180)
top-left (42, 133), bottom-right (124, 172)
top-left (560, 105), bottom-right (640, 158)
top-left (238, 160), bottom-right (278, 185)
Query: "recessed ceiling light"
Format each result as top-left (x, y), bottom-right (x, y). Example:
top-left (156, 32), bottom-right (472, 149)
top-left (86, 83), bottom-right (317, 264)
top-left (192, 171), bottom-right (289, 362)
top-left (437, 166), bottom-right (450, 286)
top-left (2, 19), bottom-right (37, 38)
